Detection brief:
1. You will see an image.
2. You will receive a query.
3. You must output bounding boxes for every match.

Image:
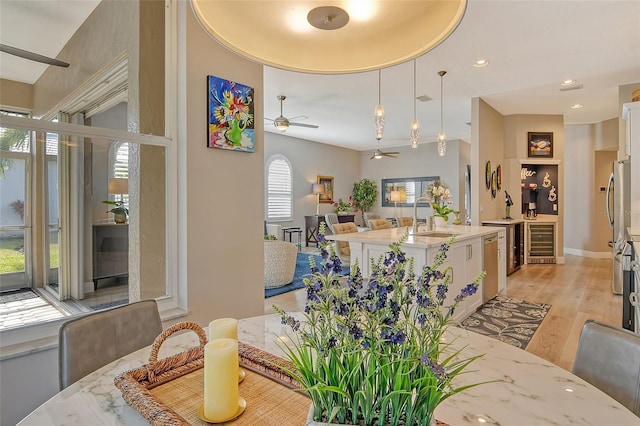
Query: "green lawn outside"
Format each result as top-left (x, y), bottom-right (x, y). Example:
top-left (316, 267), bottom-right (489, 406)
top-left (0, 235), bottom-right (59, 273)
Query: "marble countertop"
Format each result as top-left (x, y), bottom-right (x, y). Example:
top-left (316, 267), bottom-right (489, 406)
top-left (327, 225), bottom-right (504, 248)
top-left (17, 314), bottom-right (639, 425)
top-left (481, 218), bottom-right (525, 225)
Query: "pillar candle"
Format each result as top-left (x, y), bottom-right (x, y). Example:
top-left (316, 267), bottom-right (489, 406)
top-left (209, 318), bottom-right (238, 340)
top-left (203, 338), bottom-right (239, 421)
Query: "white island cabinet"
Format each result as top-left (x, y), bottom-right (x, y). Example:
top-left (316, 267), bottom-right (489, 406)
top-left (327, 225), bottom-right (505, 321)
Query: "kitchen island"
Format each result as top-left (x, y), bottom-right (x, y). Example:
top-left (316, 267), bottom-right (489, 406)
top-left (327, 225), bottom-right (506, 321)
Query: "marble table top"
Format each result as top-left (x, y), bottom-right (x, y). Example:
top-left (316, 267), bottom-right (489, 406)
top-left (18, 314), bottom-right (639, 425)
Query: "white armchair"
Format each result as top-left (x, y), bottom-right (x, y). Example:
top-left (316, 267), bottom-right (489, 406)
top-left (264, 240), bottom-right (298, 288)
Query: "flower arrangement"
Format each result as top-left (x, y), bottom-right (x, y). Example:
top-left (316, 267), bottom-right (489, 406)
top-left (428, 180), bottom-right (454, 220)
top-left (273, 224), bottom-right (486, 426)
top-left (332, 196), bottom-right (358, 214)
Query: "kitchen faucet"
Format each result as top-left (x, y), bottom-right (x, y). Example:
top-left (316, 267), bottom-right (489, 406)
top-left (413, 196), bottom-right (431, 233)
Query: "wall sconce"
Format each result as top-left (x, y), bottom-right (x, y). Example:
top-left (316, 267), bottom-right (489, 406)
top-left (312, 183), bottom-right (325, 216)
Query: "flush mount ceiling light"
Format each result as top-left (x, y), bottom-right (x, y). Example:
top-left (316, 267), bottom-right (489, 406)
top-left (473, 59), bottom-right (489, 68)
top-left (561, 79), bottom-right (577, 85)
top-left (191, 0), bottom-right (468, 74)
top-left (437, 70), bottom-right (447, 157)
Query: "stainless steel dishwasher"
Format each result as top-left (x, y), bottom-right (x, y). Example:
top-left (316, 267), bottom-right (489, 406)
top-left (483, 233), bottom-right (499, 303)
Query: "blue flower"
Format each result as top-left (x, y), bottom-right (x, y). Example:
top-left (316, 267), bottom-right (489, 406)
top-left (454, 283), bottom-right (478, 302)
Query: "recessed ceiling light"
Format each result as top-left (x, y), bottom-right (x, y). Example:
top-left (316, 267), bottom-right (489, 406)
top-left (564, 386), bottom-right (576, 393)
top-left (475, 415), bottom-right (489, 423)
top-left (571, 104), bottom-right (583, 109)
top-left (561, 79), bottom-right (576, 86)
top-left (474, 59), bottom-right (489, 68)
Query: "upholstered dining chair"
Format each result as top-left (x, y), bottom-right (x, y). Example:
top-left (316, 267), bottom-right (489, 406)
top-left (325, 212), bottom-right (339, 234)
top-left (572, 319), bottom-right (640, 416)
top-left (331, 222), bottom-right (358, 265)
top-left (368, 218), bottom-right (392, 230)
top-left (59, 299), bottom-right (163, 390)
top-left (363, 212), bottom-right (380, 229)
top-left (396, 217), bottom-right (413, 227)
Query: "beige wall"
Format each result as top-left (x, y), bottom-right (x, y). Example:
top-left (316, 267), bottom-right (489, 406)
top-left (474, 98), bottom-right (504, 223)
top-left (0, 79), bottom-right (32, 110)
top-left (32, 0), bottom-right (138, 118)
top-left (182, 6), bottom-right (265, 325)
top-left (264, 132), bottom-right (362, 227)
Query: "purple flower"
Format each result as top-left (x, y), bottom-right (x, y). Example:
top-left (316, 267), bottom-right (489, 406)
top-left (454, 283), bottom-right (478, 303)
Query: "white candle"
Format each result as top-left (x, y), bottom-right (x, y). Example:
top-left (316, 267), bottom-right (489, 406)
top-left (203, 338), bottom-right (239, 421)
top-left (209, 318), bottom-right (238, 340)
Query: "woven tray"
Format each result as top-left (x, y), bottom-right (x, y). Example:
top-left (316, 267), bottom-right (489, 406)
top-left (114, 321), bottom-right (308, 425)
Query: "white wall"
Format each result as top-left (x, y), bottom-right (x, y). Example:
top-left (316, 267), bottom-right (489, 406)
top-left (264, 132), bottom-right (361, 229)
top-left (360, 140), bottom-right (467, 223)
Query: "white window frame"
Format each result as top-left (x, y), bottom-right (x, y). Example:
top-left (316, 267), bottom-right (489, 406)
top-left (265, 154), bottom-right (293, 222)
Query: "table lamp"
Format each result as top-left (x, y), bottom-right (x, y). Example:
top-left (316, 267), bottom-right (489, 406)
top-left (390, 190), bottom-right (401, 217)
top-left (108, 178), bottom-right (129, 203)
top-left (312, 183), bottom-right (325, 216)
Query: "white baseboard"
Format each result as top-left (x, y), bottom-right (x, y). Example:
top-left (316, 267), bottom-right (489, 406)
top-left (563, 248), bottom-right (611, 259)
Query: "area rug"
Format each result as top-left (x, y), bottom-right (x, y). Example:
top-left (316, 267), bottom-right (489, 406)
top-left (265, 253), bottom-right (349, 298)
top-left (90, 299), bottom-right (129, 311)
top-left (460, 295), bottom-right (551, 349)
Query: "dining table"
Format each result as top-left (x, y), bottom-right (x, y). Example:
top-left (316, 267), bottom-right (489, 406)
top-left (17, 313), bottom-right (640, 425)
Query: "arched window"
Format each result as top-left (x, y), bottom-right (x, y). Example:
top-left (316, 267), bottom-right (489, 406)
top-left (266, 155), bottom-right (292, 221)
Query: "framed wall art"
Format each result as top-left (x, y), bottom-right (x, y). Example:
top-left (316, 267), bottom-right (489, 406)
top-left (527, 132), bottom-right (553, 158)
top-left (207, 75), bottom-right (255, 152)
top-left (317, 176), bottom-right (334, 203)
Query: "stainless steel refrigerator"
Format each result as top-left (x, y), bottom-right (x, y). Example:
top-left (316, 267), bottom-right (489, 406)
top-left (607, 160), bottom-right (631, 295)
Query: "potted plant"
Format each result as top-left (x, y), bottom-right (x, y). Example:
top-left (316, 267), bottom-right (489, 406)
top-left (352, 178), bottom-right (377, 212)
top-left (273, 226), bottom-right (487, 426)
top-left (102, 200), bottom-right (128, 224)
top-left (332, 196), bottom-right (358, 215)
top-left (428, 179), bottom-right (454, 224)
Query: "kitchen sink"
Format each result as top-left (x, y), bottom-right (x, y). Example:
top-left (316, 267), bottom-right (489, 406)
top-left (413, 231), bottom-right (458, 238)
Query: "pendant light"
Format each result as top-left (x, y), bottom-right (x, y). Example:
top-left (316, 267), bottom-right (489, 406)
top-left (374, 69), bottom-right (385, 140)
top-left (410, 60), bottom-right (420, 148)
top-left (437, 70), bottom-right (447, 156)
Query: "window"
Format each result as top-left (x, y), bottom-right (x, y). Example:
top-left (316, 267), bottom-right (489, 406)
top-left (266, 155), bottom-right (292, 221)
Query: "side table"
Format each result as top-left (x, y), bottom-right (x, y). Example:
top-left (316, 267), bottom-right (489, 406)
top-left (304, 215), bottom-right (327, 247)
top-left (282, 227), bottom-right (302, 252)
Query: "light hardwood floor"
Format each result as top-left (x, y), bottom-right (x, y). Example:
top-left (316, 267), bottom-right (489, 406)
top-left (265, 254), bottom-right (622, 372)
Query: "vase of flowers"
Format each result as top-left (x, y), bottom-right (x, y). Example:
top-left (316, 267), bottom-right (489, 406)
top-left (273, 224), bottom-right (486, 426)
top-left (332, 196), bottom-right (358, 215)
top-left (428, 180), bottom-right (454, 224)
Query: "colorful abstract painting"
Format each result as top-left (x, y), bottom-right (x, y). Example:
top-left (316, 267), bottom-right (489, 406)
top-left (207, 75), bottom-right (254, 152)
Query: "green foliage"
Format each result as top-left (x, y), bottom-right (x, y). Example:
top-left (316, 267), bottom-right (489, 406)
top-left (102, 200), bottom-right (129, 215)
top-left (0, 127), bottom-right (29, 178)
top-left (274, 228), bottom-right (487, 425)
top-left (352, 179), bottom-right (377, 213)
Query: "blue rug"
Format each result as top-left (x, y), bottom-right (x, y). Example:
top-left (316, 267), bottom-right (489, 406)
top-left (265, 253), bottom-right (348, 298)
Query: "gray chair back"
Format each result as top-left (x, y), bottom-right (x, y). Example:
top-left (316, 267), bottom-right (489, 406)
top-left (572, 319), bottom-right (640, 416)
top-left (325, 213), bottom-right (339, 234)
top-left (59, 299), bottom-right (162, 390)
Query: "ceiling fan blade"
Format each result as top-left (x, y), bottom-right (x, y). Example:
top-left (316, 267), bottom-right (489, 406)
top-left (287, 115), bottom-right (308, 121)
top-left (382, 153), bottom-right (398, 158)
top-left (0, 44), bottom-right (70, 67)
top-left (264, 118), bottom-right (275, 122)
top-left (289, 122), bottom-right (319, 129)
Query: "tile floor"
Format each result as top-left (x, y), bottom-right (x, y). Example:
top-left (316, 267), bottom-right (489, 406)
top-left (0, 289), bottom-right (66, 330)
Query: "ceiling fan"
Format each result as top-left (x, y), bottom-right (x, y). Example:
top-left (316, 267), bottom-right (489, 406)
top-left (265, 95), bottom-right (318, 131)
top-left (370, 141), bottom-right (399, 160)
top-left (0, 44), bottom-right (70, 68)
